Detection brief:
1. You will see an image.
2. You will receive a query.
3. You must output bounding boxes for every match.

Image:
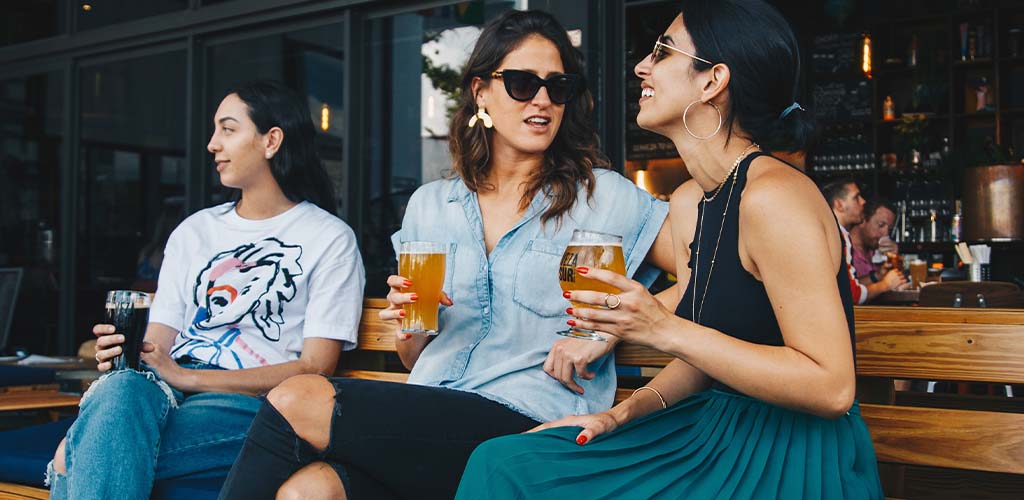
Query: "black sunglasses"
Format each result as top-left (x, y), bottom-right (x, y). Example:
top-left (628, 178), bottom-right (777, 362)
top-left (489, 69), bottom-right (581, 105)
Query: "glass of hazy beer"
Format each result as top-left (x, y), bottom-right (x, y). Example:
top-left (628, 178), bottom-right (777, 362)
top-left (399, 241), bottom-right (448, 335)
top-left (105, 290), bottom-right (151, 371)
top-left (557, 229), bottom-right (626, 342)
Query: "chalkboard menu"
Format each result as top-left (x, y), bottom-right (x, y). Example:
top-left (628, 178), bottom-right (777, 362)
top-left (812, 80), bottom-right (872, 122)
top-left (811, 32), bottom-right (872, 123)
top-left (625, 77), bottom-right (678, 160)
top-left (811, 33), bottom-right (861, 75)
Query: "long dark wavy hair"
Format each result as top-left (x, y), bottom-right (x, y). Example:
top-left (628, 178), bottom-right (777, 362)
top-left (449, 10), bottom-right (608, 225)
top-left (225, 80), bottom-right (337, 215)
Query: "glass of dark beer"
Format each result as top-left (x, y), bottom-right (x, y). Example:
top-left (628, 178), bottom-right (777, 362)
top-left (105, 290), bottom-right (151, 371)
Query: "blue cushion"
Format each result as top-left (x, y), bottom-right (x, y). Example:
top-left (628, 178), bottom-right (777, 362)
top-left (0, 365), bottom-right (56, 387)
top-left (153, 476), bottom-right (224, 500)
top-left (0, 418), bottom-right (73, 486)
top-left (0, 418), bottom-right (224, 498)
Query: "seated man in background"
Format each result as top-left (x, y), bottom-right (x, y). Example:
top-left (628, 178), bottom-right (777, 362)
top-left (822, 179), bottom-right (906, 304)
top-left (850, 197), bottom-right (908, 300)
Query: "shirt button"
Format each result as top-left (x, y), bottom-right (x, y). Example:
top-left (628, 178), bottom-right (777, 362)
top-left (483, 306), bottom-right (490, 315)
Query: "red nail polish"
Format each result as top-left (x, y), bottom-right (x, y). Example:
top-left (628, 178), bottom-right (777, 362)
top-left (576, 435), bottom-right (588, 445)
top-left (563, 291), bottom-right (571, 299)
top-left (404, 333), bottom-right (413, 339)
top-left (410, 293), bottom-right (419, 301)
top-left (567, 319), bottom-right (576, 327)
top-left (566, 307), bottom-right (573, 315)
top-left (577, 267), bottom-right (589, 274)
top-left (402, 279), bottom-right (412, 288)
top-left (398, 310), bottom-right (406, 317)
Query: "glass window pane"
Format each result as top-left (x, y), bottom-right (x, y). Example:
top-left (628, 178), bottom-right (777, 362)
top-left (77, 51), bottom-right (187, 338)
top-left (0, 72), bottom-right (63, 354)
top-left (0, 0), bottom-right (67, 46)
top-left (361, 2), bottom-right (514, 297)
top-left (206, 23), bottom-right (345, 214)
top-left (77, 0), bottom-right (188, 32)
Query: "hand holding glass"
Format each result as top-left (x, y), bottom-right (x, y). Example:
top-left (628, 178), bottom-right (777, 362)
top-left (557, 230), bottom-right (626, 342)
top-left (399, 241), bottom-right (447, 335)
top-left (105, 290), bottom-right (151, 371)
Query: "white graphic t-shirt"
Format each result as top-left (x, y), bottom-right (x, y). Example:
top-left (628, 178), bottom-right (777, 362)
top-left (148, 201), bottom-right (364, 370)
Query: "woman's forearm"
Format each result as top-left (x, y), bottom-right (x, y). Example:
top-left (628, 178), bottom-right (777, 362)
top-left (180, 358), bottom-right (325, 396)
top-left (649, 317), bottom-right (854, 418)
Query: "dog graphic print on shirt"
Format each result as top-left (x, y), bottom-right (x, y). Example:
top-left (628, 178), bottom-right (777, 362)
top-left (170, 237), bottom-right (302, 368)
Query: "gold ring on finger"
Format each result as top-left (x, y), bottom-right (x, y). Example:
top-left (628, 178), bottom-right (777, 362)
top-left (604, 293), bottom-right (621, 309)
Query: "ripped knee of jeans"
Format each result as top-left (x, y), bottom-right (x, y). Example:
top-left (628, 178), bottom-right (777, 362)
top-left (44, 459), bottom-right (65, 487)
top-left (80, 369), bottom-right (179, 409)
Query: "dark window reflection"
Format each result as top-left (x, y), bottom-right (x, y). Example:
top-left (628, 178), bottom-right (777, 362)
top-left (77, 0), bottom-right (188, 31)
top-left (206, 24), bottom-right (345, 215)
top-left (0, 73), bottom-right (63, 354)
top-left (77, 51), bottom-right (187, 342)
top-left (362, 2), bottom-right (513, 297)
top-left (0, 0), bottom-right (67, 46)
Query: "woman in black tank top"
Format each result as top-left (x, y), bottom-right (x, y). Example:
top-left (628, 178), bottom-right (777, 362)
top-left (456, 1), bottom-right (883, 499)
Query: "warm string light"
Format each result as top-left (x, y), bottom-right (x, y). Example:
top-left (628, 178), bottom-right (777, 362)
top-left (320, 103), bottom-right (330, 132)
top-left (82, 3), bottom-right (92, 11)
top-left (862, 33), bottom-right (872, 79)
top-left (635, 169), bottom-right (649, 193)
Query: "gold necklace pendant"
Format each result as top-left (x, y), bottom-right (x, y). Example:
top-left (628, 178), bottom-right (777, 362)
top-left (692, 144), bottom-right (759, 323)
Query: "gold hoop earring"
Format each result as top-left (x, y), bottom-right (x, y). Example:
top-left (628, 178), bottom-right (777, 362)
top-left (468, 104), bottom-right (493, 129)
top-left (682, 100), bottom-right (722, 140)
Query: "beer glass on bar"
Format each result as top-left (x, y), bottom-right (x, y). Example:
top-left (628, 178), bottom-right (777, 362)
top-left (105, 290), bottom-right (152, 371)
top-left (399, 241), bottom-right (448, 335)
top-left (557, 229), bottom-right (626, 341)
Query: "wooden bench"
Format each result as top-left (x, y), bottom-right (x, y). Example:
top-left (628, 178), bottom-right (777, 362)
top-left (4, 301), bottom-right (1023, 498)
top-left (854, 306), bottom-right (1024, 498)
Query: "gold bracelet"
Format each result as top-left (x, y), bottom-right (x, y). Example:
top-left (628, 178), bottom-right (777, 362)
top-left (631, 386), bottom-right (667, 409)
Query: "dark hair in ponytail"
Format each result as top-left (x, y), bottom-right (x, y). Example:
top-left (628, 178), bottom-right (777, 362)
top-left (226, 80), bottom-right (338, 215)
top-left (677, 0), bottom-right (816, 152)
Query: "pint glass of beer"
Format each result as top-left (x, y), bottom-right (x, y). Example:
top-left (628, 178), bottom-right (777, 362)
top-left (557, 229), bottom-right (626, 342)
top-left (399, 241), bottom-right (448, 335)
top-left (105, 290), bottom-right (151, 371)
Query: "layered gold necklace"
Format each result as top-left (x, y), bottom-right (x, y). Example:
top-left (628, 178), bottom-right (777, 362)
top-left (692, 143), bottom-right (760, 324)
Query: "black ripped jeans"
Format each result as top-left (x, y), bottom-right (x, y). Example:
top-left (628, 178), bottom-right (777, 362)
top-left (218, 378), bottom-right (539, 500)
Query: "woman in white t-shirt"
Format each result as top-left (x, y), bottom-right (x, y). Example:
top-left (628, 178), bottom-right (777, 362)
top-left (46, 81), bottom-right (365, 500)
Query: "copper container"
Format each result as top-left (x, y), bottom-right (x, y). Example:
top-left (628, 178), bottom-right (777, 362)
top-left (963, 164), bottom-right (1024, 241)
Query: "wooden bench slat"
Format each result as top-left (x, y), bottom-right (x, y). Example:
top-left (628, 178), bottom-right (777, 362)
top-left (855, 306), bottom-right (1024, 325)
top-left (861, 403), bottom-right (1024, 475)
top-left (0, 391), bottom-right (80, 412)
top-left (337, 370), bottom-right (409, 383)
top-left (614, 344), bottom-right (674, 368)
top-left (855, 322), bottom-right (1024, 383)
top-left (0, 482), bottom-right (49, 499)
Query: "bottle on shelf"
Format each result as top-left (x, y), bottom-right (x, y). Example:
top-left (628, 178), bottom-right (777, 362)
top-left (883, 96), bottom-right (896, 121)
top-left (951, 199), bottom-right (962, 243)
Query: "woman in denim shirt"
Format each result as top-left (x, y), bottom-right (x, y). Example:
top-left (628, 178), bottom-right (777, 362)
top-left (220, 10), bottom-right (675, 500)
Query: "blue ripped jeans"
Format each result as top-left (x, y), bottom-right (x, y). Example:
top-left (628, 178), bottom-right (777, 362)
top-left (47, 359), bottom-right (261, 500)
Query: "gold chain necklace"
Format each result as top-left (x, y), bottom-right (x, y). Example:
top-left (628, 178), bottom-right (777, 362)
top-left (692, 144), bottom-right (759, 324)
top-left (702, 143), bottom-right (759, 203)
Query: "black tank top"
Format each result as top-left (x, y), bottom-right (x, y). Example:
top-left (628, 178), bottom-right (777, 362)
top-left (675, 152), bottom-right (856, 393)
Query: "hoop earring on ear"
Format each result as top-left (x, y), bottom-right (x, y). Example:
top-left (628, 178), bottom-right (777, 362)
top-left (682, 100), bottom-right (723, 140)
top-left (468, 104), bottom-right (493, 129)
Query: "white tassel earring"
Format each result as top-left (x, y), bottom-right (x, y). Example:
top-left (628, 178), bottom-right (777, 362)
top-left (468, 104), bottom-right (493, 129)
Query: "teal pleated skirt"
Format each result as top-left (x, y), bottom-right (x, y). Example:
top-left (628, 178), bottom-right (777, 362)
top-left (455, 390), bottom-right (883, 499)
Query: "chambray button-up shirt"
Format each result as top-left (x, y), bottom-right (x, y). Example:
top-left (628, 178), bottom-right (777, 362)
top-left (391, 169), bottom-right (668, 423)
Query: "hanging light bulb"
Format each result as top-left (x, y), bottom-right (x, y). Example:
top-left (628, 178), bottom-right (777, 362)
top-left (320, 103), bottom-right (330, 132)
top-left (862, 33), bottom-right (872, 79)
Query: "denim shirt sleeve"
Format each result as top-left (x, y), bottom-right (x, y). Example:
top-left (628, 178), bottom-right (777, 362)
top-left (590, 170), bottom-right (669, 287)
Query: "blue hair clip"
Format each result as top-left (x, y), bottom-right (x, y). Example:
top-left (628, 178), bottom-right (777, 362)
top-left (779, 102), bottom-right (805, 120)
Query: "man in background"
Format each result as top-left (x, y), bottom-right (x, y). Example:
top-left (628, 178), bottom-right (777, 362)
top-left (822, 179), bottom-right (907, 304)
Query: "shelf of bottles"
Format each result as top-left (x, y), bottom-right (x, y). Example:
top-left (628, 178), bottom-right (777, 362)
top-left (809, 124), bottom-right (874, 176)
